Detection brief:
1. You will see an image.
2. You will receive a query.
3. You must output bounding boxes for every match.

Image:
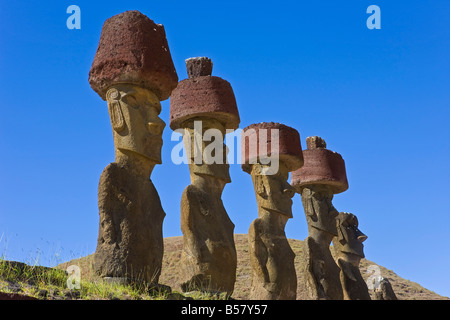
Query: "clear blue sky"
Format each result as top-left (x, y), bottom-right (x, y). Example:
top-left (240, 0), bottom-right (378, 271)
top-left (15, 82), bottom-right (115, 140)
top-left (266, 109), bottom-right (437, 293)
top-left (0, 1), bottom-right (449, 298)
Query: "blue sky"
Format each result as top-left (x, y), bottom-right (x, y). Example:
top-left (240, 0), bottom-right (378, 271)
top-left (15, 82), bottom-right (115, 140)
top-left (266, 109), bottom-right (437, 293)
top-left (0, 1), bottom-right (449, 298)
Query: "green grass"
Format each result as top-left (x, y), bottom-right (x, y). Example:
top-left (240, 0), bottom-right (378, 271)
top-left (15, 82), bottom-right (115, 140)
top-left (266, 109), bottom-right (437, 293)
top-left (0, 257), bottom-right (231, 300)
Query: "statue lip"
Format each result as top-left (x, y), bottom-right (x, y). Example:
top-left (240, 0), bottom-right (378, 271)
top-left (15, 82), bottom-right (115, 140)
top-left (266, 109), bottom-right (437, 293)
top-left (146, 122), bottom-right (165, 136)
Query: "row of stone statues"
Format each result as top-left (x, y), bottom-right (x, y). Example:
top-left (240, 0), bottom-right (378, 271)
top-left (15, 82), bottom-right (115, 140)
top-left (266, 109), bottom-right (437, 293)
top-left (87, 10), bottom-right (396, 300)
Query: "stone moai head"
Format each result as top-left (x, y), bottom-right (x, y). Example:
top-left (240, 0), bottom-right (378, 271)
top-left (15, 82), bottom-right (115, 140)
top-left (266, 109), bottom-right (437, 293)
top-left (291, 136), bottom-right (348, 237)
top-left (170, 57), bottom-right (240, 184)
top-left (335, 212), bottom-right (367, 259)
top-left (242, 122), bottom-right (304, 219)
top-left (89, 10), bottom-right (178, 166)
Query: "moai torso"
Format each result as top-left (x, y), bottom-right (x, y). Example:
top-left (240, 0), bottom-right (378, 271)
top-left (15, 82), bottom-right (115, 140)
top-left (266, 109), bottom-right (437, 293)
top-left (291, 136), bottom-right (348, 300)
top-left (170, 57), bottom-right (240, 296)
top-left (95, 162), bottom-right (165, 282)
top-left (180, 183), bottom-right (236, 293)
top-left (88, 11), bottom-right (178, 284)
top-left (242, 123), bottom-right (304, 300)
top-left (248, 215), bottom-right (297, 300)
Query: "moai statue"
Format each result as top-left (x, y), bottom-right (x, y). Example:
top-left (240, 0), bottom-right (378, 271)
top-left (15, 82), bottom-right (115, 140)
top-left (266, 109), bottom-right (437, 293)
top-left (88, 11), bottom-right (178, 284)
top-left (241, 122), bottom-right (304, 300)
top-left (169, 57), bottom-right (240, 296)
top-left (333, 212), bottom-right (371, 300)
top-left (374, 277), bottom-right (398, 300)
top-left (290, 136), bottom-right (347, 300)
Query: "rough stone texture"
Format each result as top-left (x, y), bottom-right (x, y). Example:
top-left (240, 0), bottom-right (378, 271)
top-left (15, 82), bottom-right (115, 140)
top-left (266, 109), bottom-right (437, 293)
top-left (179, 182), bottom-right (237, 295)
top-left (291, 136), bottom-right (348, 194)
top-left (172, 59), bottom-right (238, 296)
top-left (169, 58), bottom-right (240, 130)
top-left (186, 57), bottom-right (213, 78)
top-left (306, 135), bottom-right (327, 149)
top-left (292, 137), bottom-right (351, 300)
top-left (105, 85), bottom-right (166, 164)
top-left (299, 185), bottom-right (343, 300)
top-left (88, 10), bottom-right (178, 101)
top-left (89, 10), bottom-right (176, 284)
top-left (241, 122), bottom-right (304, 174)
top-left (93, 84), bottom-right (167, 284)
top-left (333, 212), bottom-right (371, 300)
top-left (374, 277), bottom-right (398, 300)
top-left (94, 162), bottom-right (166, 283)
top-left (242, 122), bottom-right (302, 300)
top-left (247, 166), bottom-right (298, 300)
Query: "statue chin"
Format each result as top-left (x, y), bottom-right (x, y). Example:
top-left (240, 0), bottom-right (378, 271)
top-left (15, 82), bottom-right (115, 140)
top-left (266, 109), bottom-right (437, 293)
top-left (117, 142), bottom-right (162, 165)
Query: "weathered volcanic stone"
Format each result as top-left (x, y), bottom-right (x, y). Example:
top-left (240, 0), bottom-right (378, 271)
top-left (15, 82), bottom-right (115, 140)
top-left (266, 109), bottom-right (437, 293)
top-left (242, 122), bottom-right (302, 300)
top-left (172, 58), bottom-right (239, 296)
top-left (333, 212), bottom-right (371, 300)
top-left (292, 136), bottom-right (347, 300)
top-left (94, 163), bottom-right (166, 283)
top-left (169, 58), bottom-right (239, 130)
top-left (291, 136), bottom-right (348, 194)
top-left (241, 122), bottom-right (304, 173)
top-left (88, 10), bottom-right (178, 101)
top-left (186, 57), bottom-right (213, 79)
top-left (89, 10), bottom-right (176, 285)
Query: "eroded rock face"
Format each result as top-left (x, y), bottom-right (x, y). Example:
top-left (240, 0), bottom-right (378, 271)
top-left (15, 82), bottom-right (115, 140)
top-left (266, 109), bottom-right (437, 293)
top-left (374, 278), bottom-right (398, 300)
top-left (291, 136), bottom-right (346, 300)
top-left (291, 136), bottom-right (348, 195)
top-left (179, 181), bottom-right (236, 294)
top-left (89, 11), bottom-right (178, 284)
top-left (333, 212), bottom-right (371, 300)
top-left (242, 123), bottom-right (303, 300)
top-left (93, 84), bottom-right (167, 284)
top-left (95, 162), bottom-right (165, 283)
top-left (185, 57), bottom-right (213, 78)
top-left (170, 57), bottom-right (239, 131)
top-left (170, 58), bottom-right (239, 296)
top-left (89, 10), bottom-right (178, 101)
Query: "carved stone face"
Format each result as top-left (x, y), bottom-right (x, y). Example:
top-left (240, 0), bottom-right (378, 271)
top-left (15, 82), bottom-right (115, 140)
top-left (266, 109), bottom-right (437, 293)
top-left (336, 212), bottom-right (367, 258)
top-left (301, 185), bottom-right (339, 236)
top-left (106, 84), bottom-right (165, 164)
top-left (251, 163), bottom-right (296, 218)
top-left (183, 118), bottom-right (231, 183)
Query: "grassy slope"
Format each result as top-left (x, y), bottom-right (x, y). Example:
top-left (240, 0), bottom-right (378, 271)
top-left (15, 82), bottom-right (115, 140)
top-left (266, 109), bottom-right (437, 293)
top-left (2, 234), bottom-right (447, 300)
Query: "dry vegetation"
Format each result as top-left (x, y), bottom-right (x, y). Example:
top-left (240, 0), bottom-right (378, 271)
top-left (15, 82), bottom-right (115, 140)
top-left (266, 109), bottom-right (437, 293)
top-left (1, 234), bottom-right (448, 300)
top-left (160, 234), bottom-right (448, 300)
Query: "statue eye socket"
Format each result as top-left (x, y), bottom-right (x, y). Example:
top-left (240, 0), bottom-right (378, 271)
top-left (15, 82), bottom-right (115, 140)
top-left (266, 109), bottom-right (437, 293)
top-left (122, 95), bottom-right (138, 108)
top-left (313, 192), bottom-right (323, 201)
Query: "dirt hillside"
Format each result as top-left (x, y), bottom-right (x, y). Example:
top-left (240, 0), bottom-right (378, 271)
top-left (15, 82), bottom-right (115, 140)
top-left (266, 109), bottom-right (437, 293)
top-left (160, 234), bottom-right (448, 300)
top-left (56, 234), bottom-right (448, 300)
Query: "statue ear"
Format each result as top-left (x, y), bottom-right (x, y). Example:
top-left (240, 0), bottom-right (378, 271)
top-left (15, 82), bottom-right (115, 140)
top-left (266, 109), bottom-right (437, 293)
top-left (338, 223), bottom-right (347, 245)
top-left (302, 189), bottom-right (318, 222)
top-left (254, 175), bottom-right (268, 199)
top-left (337, 214), bottom-right (350, 245)
top-left (106, 88), bottom-right (125, 133)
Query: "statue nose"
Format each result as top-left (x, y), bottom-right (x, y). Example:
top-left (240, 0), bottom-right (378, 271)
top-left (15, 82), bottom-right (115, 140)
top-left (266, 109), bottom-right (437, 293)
top-left (283, 186), bottom-right (295, 198)
top-left (147, 120), bottom-right (166, 135)
top-left (357, 233), bottom-right (368, 243)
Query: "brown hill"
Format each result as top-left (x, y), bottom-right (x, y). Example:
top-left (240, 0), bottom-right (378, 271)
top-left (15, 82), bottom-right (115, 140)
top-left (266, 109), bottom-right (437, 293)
top-left (54, 234), bottom-right (447, 300)
top-left (160, 234), bottom-right (448, 300)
